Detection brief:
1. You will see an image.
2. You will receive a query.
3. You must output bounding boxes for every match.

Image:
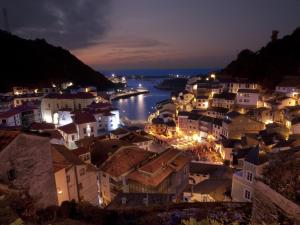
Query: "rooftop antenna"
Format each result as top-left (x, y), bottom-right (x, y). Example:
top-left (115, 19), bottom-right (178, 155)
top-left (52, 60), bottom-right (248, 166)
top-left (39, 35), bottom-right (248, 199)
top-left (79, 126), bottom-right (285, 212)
top-left (2, 8), bottom-right (10, 32)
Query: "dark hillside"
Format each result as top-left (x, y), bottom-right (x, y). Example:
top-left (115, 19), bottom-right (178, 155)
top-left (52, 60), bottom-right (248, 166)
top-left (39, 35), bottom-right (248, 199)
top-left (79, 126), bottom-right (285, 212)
top-left (0, 30), bottom-right (113, 92)
top-left (220, 27), bottom-right (300, 88)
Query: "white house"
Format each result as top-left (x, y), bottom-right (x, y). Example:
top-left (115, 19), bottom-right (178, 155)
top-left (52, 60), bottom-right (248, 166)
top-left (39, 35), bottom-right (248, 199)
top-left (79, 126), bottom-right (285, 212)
top-left (51, 144), bottom-right (99, 206)
top-left (231, 147), bottom-right (267, 202)
top-left (236, 89), bottom-right (260, 107)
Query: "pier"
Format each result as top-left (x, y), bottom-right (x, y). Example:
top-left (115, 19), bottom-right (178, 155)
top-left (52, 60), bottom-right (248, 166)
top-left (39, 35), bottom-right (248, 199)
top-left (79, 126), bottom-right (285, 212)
top-left (110, 88), bottom-right (149, 100)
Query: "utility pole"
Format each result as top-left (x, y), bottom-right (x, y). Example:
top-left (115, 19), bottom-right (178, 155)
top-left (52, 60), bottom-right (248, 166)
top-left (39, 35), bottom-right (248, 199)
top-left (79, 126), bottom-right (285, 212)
top-left (2, 8), bottom-right (10, 32)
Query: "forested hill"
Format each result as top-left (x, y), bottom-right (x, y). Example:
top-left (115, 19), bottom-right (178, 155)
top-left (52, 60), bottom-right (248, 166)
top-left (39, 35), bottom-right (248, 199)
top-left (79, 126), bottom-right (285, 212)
top-left (0, 30), bottom-right (113, 92)
top-left (220, 27), bottom-right (300, 88)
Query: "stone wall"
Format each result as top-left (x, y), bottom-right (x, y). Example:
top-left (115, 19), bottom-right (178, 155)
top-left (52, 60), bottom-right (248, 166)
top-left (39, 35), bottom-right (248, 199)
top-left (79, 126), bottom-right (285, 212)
top-left (0, 133), bottom-right (58, 208)
top-left (251, 181), bottom-right (300, 224)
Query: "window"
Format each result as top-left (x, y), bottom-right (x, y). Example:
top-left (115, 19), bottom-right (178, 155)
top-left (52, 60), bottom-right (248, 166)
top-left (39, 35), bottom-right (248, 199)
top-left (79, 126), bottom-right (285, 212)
top-left (57, 104), bottom-right (59, 108)
top-left (246, 171), bottom-right (253, 182)
top-left (79, 168), bottom-right (85, 176)
top-left (244, 189), bottom-right (251, 200)
top-left (83, 128), bottom-right (87, 134)
top-left (78, 104), bottom-right (82, 109)
top-left (91, 127), bottom-right (94, 132)
top-left (48, 103), bottom-right (51, 108)
top-left (72, 135), bottom-right (75, 141)
top-left (1, 119), bottom-right (6, 125)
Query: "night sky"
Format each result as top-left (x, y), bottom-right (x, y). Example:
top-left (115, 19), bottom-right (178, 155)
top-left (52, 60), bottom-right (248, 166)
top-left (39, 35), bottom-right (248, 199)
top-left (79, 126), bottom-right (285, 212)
top-left (1, 0), bottom-right (300, 70)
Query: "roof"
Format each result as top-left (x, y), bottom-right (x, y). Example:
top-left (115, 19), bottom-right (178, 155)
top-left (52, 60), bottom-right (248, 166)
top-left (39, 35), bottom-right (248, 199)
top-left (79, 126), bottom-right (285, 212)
top-left (48, 130), bottom-right (63, 139)
top-left (213, 118), bottom-right (223, 126)
top-left (277, 77), bottom-right (300, 88)
top-left (207, 107), bottom-right (229, 114)
top-left (120, 132), bottom-right (151, 143)
top-left (213, 92), bottom-right (236, 100)
top-left (91, 139), bottom-right (131, 166)
top-left (237, 89), bottom-right (259, 94)
top-left (0, 104), bottom-right (37, 119)
top-left (73, 111), bottom-right (96, 124)
top-left (226, 111), bottom-right (241, 119)
top-left (51, 144), bottom-right (84, 172)
top-left (58, 123), bottom-right (77, 134)
top-left (101, 146), bottom-right (153, 177)
top-left (187, 178), bottom-right (231, 201)
top-left (244, 146), bottom-right (268, 165)
top-left (73, 147), bottom-right (90, 156)
top-left (87, 102), bottom-right (112, 110)
top-left (0, 130), bottom-right (19, 153)
top-left (128, 150), bottom-right (189, 187)
top-left (189, 162), bottom-right (226, 177)
top-left (45, 92), bottom-right (94, 99)
top-left (110, 127), bottom-right (129, 135)
top-left (30, 122), bottom-right (55, 131)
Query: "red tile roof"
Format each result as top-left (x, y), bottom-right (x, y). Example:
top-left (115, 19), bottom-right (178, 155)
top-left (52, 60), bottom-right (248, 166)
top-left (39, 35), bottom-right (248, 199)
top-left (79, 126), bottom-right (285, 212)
top-left (58, 123), bottom-right (77, 134)
top-left (48, 130), bottom-right (63, 139)
top-left (0, 104), bottom-right (37, 119)
top-left (30, 122), bottom-right (55, 130)
top-left (128, 149), bottom-right (190, 187)
top-left (73, 146), bottom-right (90, 156)
top-left (73, 111), bottom-right (96, 124)
top-left (45, 92), bottom-right (95, 99)
top-left (101, 147), bottom-right (153, 177)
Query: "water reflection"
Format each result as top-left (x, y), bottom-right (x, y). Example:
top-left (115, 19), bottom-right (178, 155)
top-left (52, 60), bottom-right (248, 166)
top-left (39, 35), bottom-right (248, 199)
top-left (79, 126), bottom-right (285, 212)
top-left (113, 78), bottom-right (170, 121)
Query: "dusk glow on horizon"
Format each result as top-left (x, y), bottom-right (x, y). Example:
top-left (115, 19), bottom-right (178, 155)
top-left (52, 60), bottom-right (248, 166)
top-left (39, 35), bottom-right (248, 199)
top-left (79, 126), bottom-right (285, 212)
top-left (2, 0), bottom-right (300, 70)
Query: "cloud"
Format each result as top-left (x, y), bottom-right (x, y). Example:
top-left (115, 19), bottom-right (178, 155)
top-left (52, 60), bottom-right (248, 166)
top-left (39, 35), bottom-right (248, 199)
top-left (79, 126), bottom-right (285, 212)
top-left (1, 0), bottom-right (111, 49)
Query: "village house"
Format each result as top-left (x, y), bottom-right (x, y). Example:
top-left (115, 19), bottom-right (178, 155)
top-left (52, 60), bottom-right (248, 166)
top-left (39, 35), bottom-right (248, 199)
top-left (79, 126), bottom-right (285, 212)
top-left (236, 89), bottom-right (261, 108)
top-left (58, 123), bottom-right (78, 149)
top-left (203, 107), bottom-right (229, 119)
top-left (13, 93), bottom-right (43, 107)
top-left (41, 92), bottom-right (95, 124)
top-left (98, 146), bottom-right (153, 205)
top-left (51, 144), bottom-right (99, 206)
top-left (265, 96), bottom-right (297, 110)
top-left (212, 92), bottom-right (236, 109)
top-left (220, 79), bottom-right (259, 94)
top-left (194, 95), bottom-right (210, 110)
top-left (0, 95), bottom-right (13, 112)
top-left (222, 111), bottom-right (265, 140)
top-left (0, 104), bottom-right (41, 128)
top-left (177, 111), bottom-right (190, 134)
top-left (119, 132), bottom-right (153, 150)
top-left (231, 146), bottom-right (268, 202)
top-left (249, 107), bottom-right (274, 124)
top-left (127, 149), bottom-right (189, 200)
top-left (275, 76), bottom-right (300, 98)
top-left (110, 127), bottom-right (130, 139)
